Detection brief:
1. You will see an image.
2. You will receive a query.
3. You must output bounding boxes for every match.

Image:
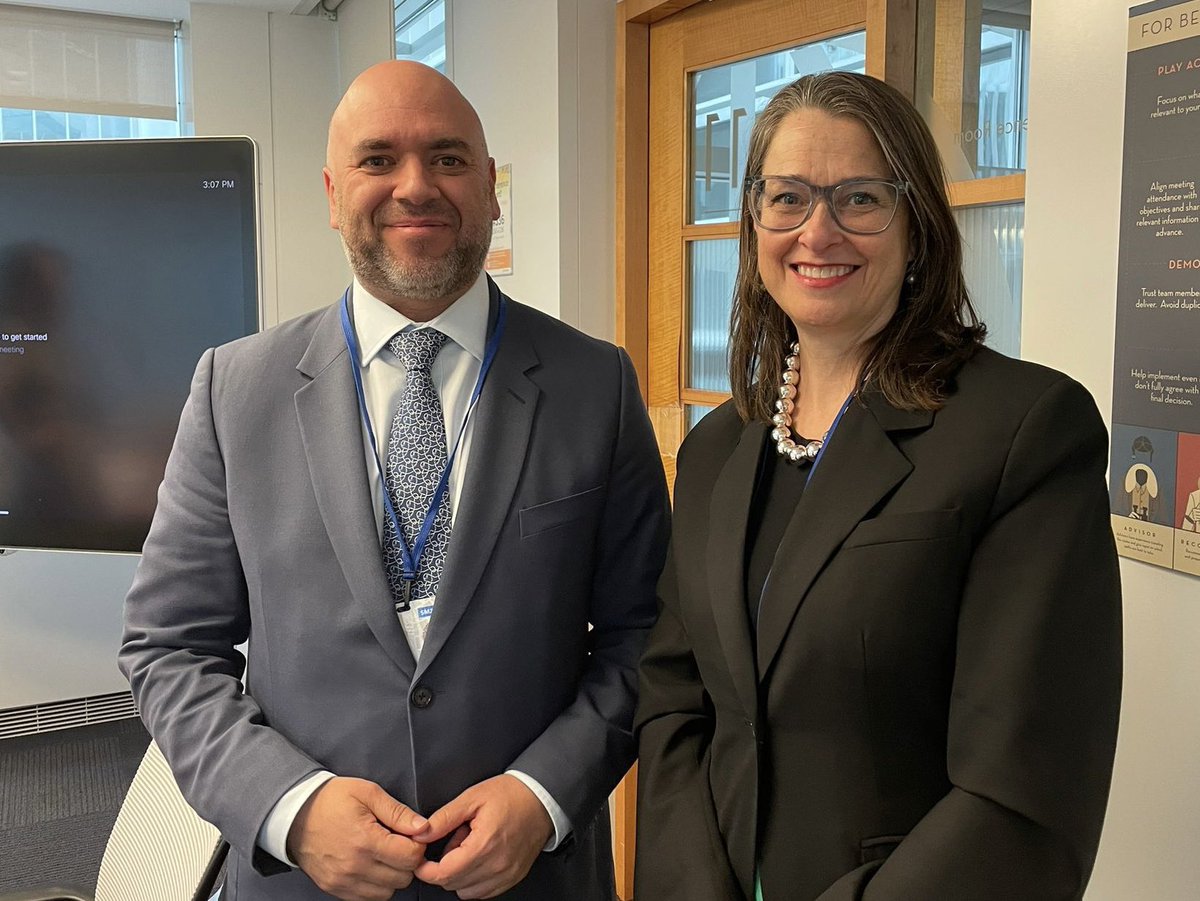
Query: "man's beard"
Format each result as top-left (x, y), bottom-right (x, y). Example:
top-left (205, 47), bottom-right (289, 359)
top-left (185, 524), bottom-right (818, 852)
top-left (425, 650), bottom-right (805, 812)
top-left (338, 201), bottom-right (492, 303)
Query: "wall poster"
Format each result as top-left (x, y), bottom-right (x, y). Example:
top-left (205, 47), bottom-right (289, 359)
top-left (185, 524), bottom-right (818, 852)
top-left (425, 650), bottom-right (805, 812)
top-left (485, 163), bottom-right (513, 276)
top-left (1111, 0), bottom-right (1200, 575)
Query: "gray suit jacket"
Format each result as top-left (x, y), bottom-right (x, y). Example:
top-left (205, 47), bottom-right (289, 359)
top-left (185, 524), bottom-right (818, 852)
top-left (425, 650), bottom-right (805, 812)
top-left (120, 280), bottom-right (669, 900)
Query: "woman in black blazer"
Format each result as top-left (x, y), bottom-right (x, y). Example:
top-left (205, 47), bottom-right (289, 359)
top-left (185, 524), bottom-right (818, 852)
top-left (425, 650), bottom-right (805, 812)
top-left (634, 72), bottom-right (1121, 901)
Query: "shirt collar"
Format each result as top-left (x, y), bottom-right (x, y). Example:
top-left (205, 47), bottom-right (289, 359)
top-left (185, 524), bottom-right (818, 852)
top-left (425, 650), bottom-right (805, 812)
top-left (352, 273), bottom-right (490, 364)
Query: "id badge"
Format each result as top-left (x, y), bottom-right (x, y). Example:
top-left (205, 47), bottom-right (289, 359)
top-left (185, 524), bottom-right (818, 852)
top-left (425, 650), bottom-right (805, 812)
top-left (399, 595), bottom-right (436, 655)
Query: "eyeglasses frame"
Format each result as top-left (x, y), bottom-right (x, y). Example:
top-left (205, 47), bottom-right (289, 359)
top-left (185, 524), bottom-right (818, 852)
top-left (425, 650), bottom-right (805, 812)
top-left (744, 175), bottom-right (911, 235)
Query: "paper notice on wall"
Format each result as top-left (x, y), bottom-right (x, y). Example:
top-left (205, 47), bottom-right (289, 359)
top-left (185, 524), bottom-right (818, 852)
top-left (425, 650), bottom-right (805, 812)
top-left (486, 163), bottom-right (513, 276)
top-left (1111, 1), bottom-right (1200, 575)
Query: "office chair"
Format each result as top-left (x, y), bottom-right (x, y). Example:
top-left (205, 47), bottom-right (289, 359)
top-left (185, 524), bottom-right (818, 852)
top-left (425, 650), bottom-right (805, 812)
top-left (0, 740), bottom-right (228, 901)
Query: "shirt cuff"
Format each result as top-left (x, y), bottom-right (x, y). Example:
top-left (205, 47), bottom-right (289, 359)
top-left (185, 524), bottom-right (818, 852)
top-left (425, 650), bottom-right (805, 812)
top-left (257, 770), bottom-right (336, 867)
top-left (505, 769), bottom-right (571, 851)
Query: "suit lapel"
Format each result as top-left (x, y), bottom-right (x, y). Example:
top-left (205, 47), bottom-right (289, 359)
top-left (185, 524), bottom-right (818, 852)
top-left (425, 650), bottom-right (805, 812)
top-left (294, 301), bottom-right (416, 679)
top-left (416, 284), bottom-right (540, 676)
top-left (755, 394), bottom-right (932, 679)
top-left (706, 419), bottom-right (766, 721)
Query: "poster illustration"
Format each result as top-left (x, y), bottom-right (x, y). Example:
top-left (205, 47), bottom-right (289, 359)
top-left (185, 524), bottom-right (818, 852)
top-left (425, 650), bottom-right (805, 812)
top-left (1111, 0), bottom-right (1200, 576)
top-left (485, 162), bottom-right (513, 276)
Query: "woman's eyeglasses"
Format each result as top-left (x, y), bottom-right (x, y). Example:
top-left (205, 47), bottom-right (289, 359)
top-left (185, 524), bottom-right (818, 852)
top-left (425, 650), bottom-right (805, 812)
top-left (746, 176), bottom-right (909, 235)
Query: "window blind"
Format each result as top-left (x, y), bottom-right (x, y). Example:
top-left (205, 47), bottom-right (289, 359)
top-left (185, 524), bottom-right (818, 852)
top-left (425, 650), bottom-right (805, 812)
top-left (0, 3), bottom-right (177, 120)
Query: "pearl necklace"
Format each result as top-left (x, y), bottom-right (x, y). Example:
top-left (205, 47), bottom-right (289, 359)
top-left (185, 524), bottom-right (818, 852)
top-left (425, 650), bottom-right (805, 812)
top-left (770, 342), bottom-right (825, 464)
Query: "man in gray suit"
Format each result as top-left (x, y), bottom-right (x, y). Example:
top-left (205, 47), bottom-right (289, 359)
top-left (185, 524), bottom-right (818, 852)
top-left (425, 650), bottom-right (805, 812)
top-left (119, 61), bottom-right (668, 901)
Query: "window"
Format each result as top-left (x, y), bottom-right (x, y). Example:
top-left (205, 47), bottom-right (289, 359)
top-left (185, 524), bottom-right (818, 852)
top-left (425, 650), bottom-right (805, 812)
top-left (976, 16), bottom-right (1030, 177)
top-left (0, 5), bottom-right (181, 142)
top-left (685, 32), bottom-right (867, 411)
top-left (395, 0), bottom-right (449, 75)
top-left (0, 109), bottom-right (179, 142)
top-left (919, 0), bottom-right (1031, 358)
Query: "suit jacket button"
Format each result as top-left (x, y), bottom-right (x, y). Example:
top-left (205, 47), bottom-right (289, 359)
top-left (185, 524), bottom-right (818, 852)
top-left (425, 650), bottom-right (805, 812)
top-left (411, 685), bottom-right (434, 709)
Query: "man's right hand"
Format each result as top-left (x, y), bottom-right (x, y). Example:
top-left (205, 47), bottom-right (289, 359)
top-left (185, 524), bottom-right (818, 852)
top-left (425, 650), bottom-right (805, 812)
top-left (287, 776), bottom-right (429, 901)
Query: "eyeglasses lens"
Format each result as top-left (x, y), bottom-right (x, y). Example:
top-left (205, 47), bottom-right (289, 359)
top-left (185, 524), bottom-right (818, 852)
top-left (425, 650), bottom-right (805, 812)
top-left (752, 179), bottom-right (899, 234)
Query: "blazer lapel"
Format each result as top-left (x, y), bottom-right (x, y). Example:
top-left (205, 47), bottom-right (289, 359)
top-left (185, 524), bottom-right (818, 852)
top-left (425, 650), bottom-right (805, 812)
top-left (294, 301), bottom-right (416, 680)
top-left (755, 394), bottom-right (932, 679)
top-left (416, 284), bottom-right (540, 676)
top-left (706, 419), bottom-right (766, 721)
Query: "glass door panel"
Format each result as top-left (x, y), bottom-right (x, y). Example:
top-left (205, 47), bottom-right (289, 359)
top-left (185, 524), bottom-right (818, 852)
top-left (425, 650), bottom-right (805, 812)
top-left (683, 30), bottom-right (868, 434)
top-left (688, 238), bottom-right (738, 394)
top-left (956, 201), bottom-right (1024, 357)
top-left (919, 0), bottom-right (1030, 181)
top-left (690, 32), bottom-right (867, 225)
top-left (976, 16), bottom-right (1029, 176)
top-left (686, 404), bottom-right (719, 431)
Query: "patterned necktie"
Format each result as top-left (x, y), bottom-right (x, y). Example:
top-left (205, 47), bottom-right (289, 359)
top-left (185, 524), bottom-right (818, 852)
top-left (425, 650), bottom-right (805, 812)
top-left (383, 327), bottom-right (452, 616)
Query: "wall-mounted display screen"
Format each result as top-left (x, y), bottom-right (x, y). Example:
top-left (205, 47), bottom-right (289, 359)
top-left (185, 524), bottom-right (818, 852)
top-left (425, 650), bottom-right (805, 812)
top-left (0, 137), bottom-right (259, 554)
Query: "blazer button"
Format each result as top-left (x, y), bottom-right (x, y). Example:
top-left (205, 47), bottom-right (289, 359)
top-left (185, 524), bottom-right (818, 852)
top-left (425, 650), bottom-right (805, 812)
top-left (411, 685), bottom-right (435, 709)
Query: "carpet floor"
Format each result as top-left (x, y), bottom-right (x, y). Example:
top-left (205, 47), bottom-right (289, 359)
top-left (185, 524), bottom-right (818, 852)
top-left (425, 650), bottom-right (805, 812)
top-left (0, 717), bottom-right (149, 892)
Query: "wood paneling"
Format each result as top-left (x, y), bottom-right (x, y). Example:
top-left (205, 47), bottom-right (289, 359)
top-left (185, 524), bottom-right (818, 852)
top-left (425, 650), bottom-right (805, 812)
top-left (666, 0), bottom-right (866, 69)
top-left (616, 6), bottom-right (650, 396)
top-left (649, 402), bottom-right (685, 456)
top-left (624, 0), bottom-right (706, 25)
top-left (931, 0), bottom-right (983, 135)
top-left (948, 172), bottom-right (1025, 208)
top-left (647, 11), bottom-right (686, 422)
top-left (681, 222), bottom-right (739, 240)
top-left (681, 388), bottom-right (731, 408)
top-left (613, 762), bottom-right (637, 901)
top-left (866, 0), bottom-right (918, 98)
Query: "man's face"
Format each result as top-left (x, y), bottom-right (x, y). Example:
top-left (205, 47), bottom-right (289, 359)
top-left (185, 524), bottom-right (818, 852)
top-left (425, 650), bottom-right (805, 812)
top-left (324, 74), bottom-right (500, 315)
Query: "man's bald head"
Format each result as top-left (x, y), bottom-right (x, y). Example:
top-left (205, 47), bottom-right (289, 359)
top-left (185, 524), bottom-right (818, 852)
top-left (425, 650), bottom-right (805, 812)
top-left (322, 61), bottom-right (499, 318)
top-left (327, 61), bottom-right (488, 168)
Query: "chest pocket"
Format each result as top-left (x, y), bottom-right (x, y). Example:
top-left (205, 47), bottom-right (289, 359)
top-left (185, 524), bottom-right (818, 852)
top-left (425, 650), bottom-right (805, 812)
top-left (519, 484), bottom-right (605, 538)
top-left (840, 509), bottom-right (960, 550)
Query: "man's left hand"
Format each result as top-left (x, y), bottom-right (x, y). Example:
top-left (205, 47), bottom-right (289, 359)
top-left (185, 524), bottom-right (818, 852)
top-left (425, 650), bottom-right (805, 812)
top-left (412, 774), bottom-right (554, 899)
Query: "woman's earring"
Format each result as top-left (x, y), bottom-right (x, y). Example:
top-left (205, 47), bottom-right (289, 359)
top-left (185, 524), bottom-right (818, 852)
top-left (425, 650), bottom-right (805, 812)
top-left (905, 270), bottom-right (917, 286)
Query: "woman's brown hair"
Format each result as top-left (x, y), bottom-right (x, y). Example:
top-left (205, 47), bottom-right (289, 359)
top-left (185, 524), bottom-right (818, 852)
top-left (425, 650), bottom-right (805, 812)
top-left (729, 71), bottom-right (986, 424)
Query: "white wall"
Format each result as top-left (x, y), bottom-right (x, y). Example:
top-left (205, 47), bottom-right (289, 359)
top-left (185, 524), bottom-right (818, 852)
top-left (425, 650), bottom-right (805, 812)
top-left (334, 0), bottom-right (394, 92)
top-left (1024, 4), bottom-right (1200, 898)
top-left (265, 12), bottom-right (347, 319)
top-left (427, 0), bottom-right (615, 334)
top-left (450, 0), bottom-right (562, 319)
top-left (560, 0), bottom-right (617, 341)
top-left (0, 551), bottom-right (139, 708)
top-left (190, 3), bottom-right (347, 324)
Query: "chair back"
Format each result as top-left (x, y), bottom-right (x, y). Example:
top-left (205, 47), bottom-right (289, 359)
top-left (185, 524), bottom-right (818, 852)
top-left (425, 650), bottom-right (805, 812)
top-left (94, 740), bottom-right (227, 901)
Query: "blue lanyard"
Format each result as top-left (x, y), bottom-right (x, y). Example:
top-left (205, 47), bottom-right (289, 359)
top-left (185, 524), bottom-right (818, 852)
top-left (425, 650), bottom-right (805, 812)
top-left (338, 286), bottom-right (507, 607)
top-left (804, 390), bottom-right (855, 485)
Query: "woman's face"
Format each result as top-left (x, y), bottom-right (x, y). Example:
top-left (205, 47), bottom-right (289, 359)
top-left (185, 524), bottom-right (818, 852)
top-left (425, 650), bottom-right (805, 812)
top-left (755, 108), bottom-right (911, 351)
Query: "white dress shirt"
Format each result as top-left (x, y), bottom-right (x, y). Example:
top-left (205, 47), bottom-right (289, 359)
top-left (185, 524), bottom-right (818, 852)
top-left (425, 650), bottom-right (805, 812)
top-left (257, 276), bottom-right (570, 866)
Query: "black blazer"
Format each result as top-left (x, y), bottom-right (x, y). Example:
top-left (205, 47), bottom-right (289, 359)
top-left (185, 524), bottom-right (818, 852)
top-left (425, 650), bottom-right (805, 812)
top-left (635, 347), bottom-right (1122, 901)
